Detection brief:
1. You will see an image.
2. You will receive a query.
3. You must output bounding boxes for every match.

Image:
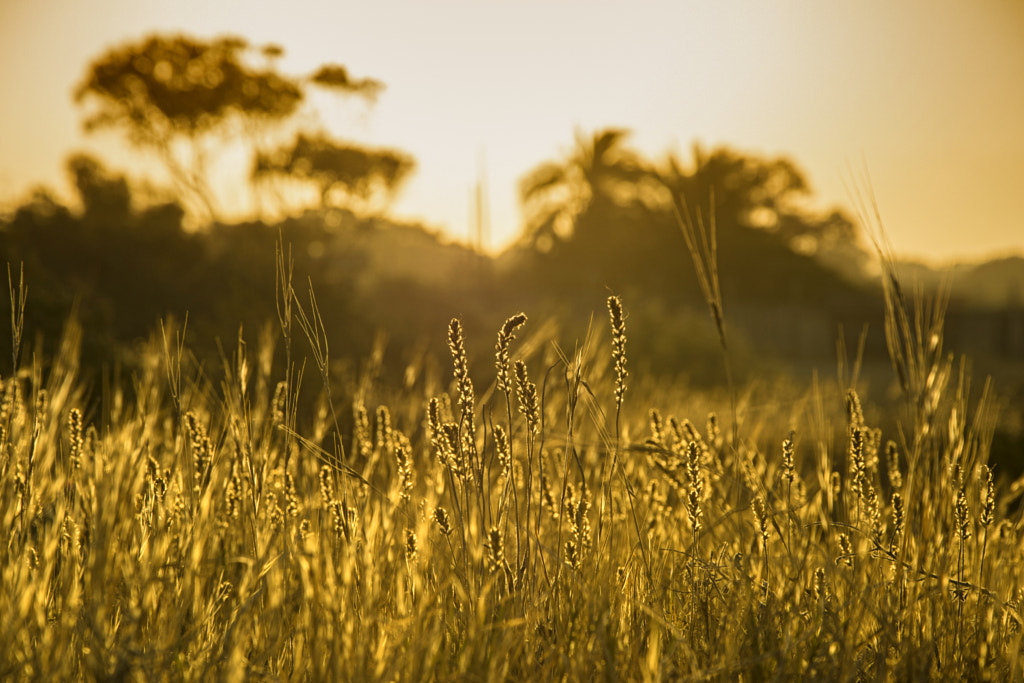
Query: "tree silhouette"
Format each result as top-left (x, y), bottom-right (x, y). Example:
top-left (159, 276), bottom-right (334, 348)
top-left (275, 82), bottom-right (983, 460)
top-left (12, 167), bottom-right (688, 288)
top-left (66, 153), bottom-right (132, 225)
top-left (519, 128), bottom-right (654, 251)
top-left (659, 144), bottom-right (857, 256)
top-left (252, 132), bottom-right (414, 214)
top-left (74, 34), bottom-right (389, 223)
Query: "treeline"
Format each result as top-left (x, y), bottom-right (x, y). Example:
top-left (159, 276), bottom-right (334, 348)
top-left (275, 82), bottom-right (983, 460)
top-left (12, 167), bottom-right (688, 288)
top-left (3, 31), bottom-right (1015, 390)
top-left (0, 144), bottom-right (873, 389)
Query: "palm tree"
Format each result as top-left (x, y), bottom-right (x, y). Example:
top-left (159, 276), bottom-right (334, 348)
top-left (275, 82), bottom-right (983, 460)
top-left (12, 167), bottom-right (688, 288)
top-left (518, 127), bottom-right (652, 250)
top-left (659, 143), bottom-right (856, 253)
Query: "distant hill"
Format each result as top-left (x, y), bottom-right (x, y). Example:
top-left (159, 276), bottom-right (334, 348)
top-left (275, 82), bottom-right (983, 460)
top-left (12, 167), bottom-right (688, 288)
top-left (891, 255), bottom-right (1024, 309)
top-left (954, 256), bottom-right (1024, 308)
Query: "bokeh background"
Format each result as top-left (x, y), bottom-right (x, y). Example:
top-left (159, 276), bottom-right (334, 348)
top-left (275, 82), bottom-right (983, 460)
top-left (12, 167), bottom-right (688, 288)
top-left (0, 0), bottom-right (1021, 465)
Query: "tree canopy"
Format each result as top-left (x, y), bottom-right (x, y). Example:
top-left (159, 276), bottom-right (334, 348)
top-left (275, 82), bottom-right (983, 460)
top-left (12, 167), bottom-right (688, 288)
top-left (252, 132), bottom-right (415, 213)
top-left (519, 128), bottom-right (654, 251)
top-left (660, 144), bottom-right (857, 256)
top-left (517, 130), bottom-right (859, 261)
top-left (74, 33), bottom-right (408, 223)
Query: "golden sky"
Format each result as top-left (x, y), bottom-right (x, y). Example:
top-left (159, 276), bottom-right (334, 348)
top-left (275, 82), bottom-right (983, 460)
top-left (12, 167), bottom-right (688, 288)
top-left (1, 0), bottom-right (1022, 263)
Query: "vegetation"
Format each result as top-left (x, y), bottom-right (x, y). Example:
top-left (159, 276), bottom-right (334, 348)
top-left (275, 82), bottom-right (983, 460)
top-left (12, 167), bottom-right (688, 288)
top-left (2, 30), bottom-right (1023, 681)
top-left (1, 210), bottom-right (1022, 679)
top-left (75, 34), bottom-right (402, 222)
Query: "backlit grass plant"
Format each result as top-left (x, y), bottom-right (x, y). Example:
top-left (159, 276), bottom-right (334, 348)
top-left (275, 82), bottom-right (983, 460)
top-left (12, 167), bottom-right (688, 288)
top-left (1, 237), bottom-right (1022, 681)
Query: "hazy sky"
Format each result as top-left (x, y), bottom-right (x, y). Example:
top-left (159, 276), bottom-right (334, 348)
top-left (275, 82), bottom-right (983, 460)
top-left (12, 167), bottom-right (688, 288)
top-left (1, 0), bottom-right (1022, 263)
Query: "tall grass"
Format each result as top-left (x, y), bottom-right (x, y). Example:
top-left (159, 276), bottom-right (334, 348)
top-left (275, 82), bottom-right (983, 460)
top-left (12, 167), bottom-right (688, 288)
top-left (0, 227), bottom-right (1021, 680)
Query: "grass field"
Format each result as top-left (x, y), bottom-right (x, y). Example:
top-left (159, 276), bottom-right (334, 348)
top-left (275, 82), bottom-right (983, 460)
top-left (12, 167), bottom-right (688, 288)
top-left (1, 230), bottom-right (1022, 681)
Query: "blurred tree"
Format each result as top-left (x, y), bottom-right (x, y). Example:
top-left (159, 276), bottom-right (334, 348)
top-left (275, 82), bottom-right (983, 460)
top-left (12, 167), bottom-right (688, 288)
top-left (252, 132), bottom-right (414, 214)
top-left (66, 153), bottom-right (132, 225)
top-left (519, 128), bottom-right (655, 251)
top-left (10, 188), bottom-right (73, 231)
top-left (74, 34), bottom-right (387, 223)
top-left (659, 144), bottom-right (858, 257)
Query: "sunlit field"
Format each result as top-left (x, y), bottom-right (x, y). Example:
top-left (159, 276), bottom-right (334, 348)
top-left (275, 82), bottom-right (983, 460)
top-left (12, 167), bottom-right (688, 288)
top-left (1, 226), bottom-right (1022, 682)
top-left (1, 24), bottom-right (1022, 681)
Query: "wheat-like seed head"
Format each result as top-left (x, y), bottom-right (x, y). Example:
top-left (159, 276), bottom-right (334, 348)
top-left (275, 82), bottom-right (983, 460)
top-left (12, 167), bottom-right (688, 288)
top-left (270, 381), bottom-right (287, 426)
top-left (514, 360), bottom-right (540, 435)
top-left (891, 492), bottom-right (905, 543)
top-left (863, 481), bottom-right (882, 539)
top-left (328, 499), bottom-right (350, 540)
top-left (354, 404), bottom-right (372, 459)
top-left (980, 465), bottom-right (995, 528)
top-left (886, 440), bottom-right (903, 491)
top-left (606, 296), bottom-right (627, 409)
top-left (781, 434), bottom-right (795, 484)
top-left (395, 441), bottom-right (414, 504)
top-left (837, 533), bottom-right (854, 567)
top-left (812, 567), bottom-right (827, 602)
top-left (405, 528), bottom-right (418, 561)
top-left (448, 319), bottom-right (474, 417)
top-left (686, 489), bottom-right (704, 533)
top-left (846, 389), bottom-right (864, 428)
top-left (439, 423), bottom-right (465, 477)
top-left (319, 465), bottom-right (335, 504)
top-left (427, 397), bottom-right (444, 459)
top-left (494, 424), bottom-right (511, 477)
top-left (486, 526), bottom-right (505, 572)
top-left (495, 313), bottom-right (527, 395)
top-left (849, 427), bottom-right (865, 477)
top-left (375, 405), bottom-right (393, 453)
top-left (648, 408), bottom-right (664, 447)
top-left (954, 486), bottom-right (971, 540)
top-left (565, 540), bottom-right (580, 570)
top-left (185, 411), bottom-right (213, 492)
top-left (706, 412), bottom-right (721, 448)
top-left (268, 492), bottom-right (285, 530)
top-left (752, 496), bottom-right (769, 542)
top-left (284, 472), bottom-right (300, 519)
top-left (68, 408), bottom-right (83, 472)
top-left (433, 506), bottom-right (453, 536)
top-left (685, 440), bottom-right (704, 499)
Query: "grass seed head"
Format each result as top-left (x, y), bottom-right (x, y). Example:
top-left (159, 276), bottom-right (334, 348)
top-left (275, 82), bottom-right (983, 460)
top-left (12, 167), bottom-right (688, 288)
top-left (486, 526), bottom-right (505, 572)
top-left (448, 318), bottom-right (475, 420)
top-left (980, 465), bottom-right (995, 527)
top-left (514, 360), bottom-right (540, 435)
top-left (433, 506), bottom-right (453, 536)
top-left (891, 492), bottom-right (905, 543)
top-left (813, 567), bottom-right (827, 602)
top-left (886, 440), bottom-right (902, 491)
top-left (495, 313), bottom-right (527, 395)
top-left (846, 389), bottom-right (864, 428)
top-left (648, 408), bottom-right (664, 447)
top-left (319, 465), bottom-right (335, 504)
top-left (375, 405), bottom-right (393, 453)
top-left (565, 539), bottom-right (580, 570)
top-left (354, 404), bottom-right (372, 458)
top-left (955, 486), bottom-right (971, 540)
top-left (67, 408), bottom-right (83, 472)
top-left (752, 496), bottom-right (769, 542)
top-left (606, 296), bottom-right (627, 409)
top-left (270, 381), bottom-right (287, 425)
top-left (686, 489), bottom-right (704, 533)
top-left (284, 472), bottom-right (300, 518)
top-left (781, 434), bottom-right (795, 484)
top-left (405, 528), bottom-right (418, 561)
top-left (494, 424), bottom-right (511, 477)
top-left (395, 441), bottom-right (414, 504)
top-left (706, 412), bottom-right (720, 448)
top-left (837, 533), bottom-right (854, 567)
